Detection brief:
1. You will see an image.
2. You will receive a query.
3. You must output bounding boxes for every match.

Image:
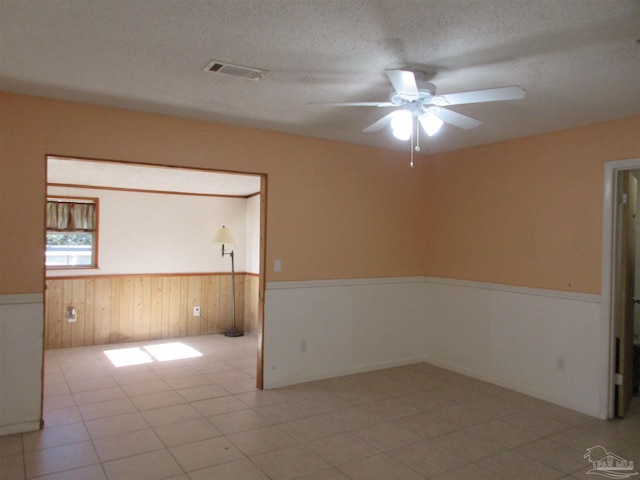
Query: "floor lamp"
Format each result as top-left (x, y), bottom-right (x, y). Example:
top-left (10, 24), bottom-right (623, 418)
top-left (212, 226), bottom-right (243, 337)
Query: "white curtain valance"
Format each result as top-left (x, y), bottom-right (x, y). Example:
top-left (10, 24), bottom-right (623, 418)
top-left (46, 200), bottom-right (96, 231)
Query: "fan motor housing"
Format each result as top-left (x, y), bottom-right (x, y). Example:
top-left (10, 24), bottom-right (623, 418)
top-left (389, 82), bottom-right (437, 106)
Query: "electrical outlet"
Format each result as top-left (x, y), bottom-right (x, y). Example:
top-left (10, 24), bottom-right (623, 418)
top-left (193, 306), bottom-right (201, 316)
top-left (300, 339), bottom-right (307, 353)
top-left (557, 357), bottom-right (565, 371)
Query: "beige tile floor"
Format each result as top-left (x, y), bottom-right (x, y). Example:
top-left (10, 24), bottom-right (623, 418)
top-left (1, 334), bottom-right (639, 479)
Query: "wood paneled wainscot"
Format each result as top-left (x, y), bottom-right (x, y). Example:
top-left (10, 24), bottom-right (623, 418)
top-left (44, 273), bottom-right (260, 349)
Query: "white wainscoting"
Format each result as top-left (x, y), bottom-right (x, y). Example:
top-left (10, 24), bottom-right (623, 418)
top-left (263, 277), bottom-right (426, 389)
top-left (0, 276), bottom-right (606, 438)
top-left (422, 277), bottom-right (604, 418)
top-left (0, 294), bottom-right (44, 435)
top-left (263, 276), bottom-right (605, 418)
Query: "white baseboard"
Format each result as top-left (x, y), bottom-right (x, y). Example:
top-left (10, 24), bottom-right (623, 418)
top-left (422, 356), bottom-right (600, 418)
top-left (265, 356), bottom-right (425, 389)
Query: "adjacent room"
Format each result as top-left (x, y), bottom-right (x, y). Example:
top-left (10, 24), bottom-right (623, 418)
top-left (1, 1), bottom-right (639, 479)
top-left (44, 157), bottom-right (263, 353)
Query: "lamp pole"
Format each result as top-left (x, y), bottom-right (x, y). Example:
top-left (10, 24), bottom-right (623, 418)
top-left (222, 244), bottom-right (242, 337)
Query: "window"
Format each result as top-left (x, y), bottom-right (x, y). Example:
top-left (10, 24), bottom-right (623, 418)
top-left (46, 197), bottom-right (98, 268)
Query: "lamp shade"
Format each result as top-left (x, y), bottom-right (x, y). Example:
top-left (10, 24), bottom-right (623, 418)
top-left (418, 111), bottom-right (444, 137)
top-left (212, 225), bottom-right (235, 245)
top-left (391, 110), bottom-right (412, 140)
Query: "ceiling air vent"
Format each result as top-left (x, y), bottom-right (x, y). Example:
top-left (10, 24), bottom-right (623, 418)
top-left (203, 60), bottom-right (268, 81)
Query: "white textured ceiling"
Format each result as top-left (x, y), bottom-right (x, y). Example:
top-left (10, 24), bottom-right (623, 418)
top-left (1, 0), bottom-right (639, 157)
top-left (48, 157), bottom-right (261, 196)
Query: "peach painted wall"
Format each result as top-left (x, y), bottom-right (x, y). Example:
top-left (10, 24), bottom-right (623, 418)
top-left (423, 117), bottom-right (640, 294)
top-left (0, 92), bottom-right (428, 294)
top-left (1, 92), bottom-right (639, 296)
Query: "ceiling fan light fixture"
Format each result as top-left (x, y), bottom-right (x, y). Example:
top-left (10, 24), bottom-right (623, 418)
top-left (419, 111), bottom-right (444, 136)
top-left (391, 110), bottom-right (412, 140)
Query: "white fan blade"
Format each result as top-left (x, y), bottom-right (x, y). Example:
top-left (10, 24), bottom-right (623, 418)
top-left (362, 111), bottom-right (402, 133)
top-left (385, 69), bottom-right (419, 98)
top-left (433, 86), bottom-right (525, 106)
top-left (307, 101), bottom-right (395, 107)
top-left (435, 108), bottom-right (482, 129)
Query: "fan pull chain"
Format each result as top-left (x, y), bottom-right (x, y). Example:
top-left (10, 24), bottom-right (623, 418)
top-left (410, 126), bottom-right (414, 168)
top-left (409, 117), bottom-right (422, 168)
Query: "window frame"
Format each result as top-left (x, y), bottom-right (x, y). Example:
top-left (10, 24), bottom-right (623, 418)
top-left (45, 195), bottom-right (99, 270)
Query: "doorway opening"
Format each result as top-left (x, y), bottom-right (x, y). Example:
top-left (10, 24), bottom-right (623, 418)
top-left (602, 158), bottom-right (640, 419)
top-left (44, 155), bottom-right (266, 392)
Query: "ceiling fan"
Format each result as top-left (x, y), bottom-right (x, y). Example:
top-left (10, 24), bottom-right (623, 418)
top-left (311, 69), bottom-right (525, 162)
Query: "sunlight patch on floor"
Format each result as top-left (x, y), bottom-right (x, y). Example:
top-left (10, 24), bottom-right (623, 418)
top-left (104, 342), bottom-right (203, 367)
top-left (144, 342), bottom-right (203, 361)
top-left (103, 347), bottom-right (153, 367)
